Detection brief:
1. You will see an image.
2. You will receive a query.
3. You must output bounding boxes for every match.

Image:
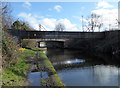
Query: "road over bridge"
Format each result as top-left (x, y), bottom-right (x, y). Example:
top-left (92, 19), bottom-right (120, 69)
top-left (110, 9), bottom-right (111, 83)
top-left (8, 29), bottom-right (105, 39)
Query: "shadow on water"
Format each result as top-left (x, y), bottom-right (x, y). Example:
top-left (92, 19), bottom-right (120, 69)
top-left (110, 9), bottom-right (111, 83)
top-left (46, 48), bottom-right (120, 67)
top-left (46, 48), bottom-right (120, 86)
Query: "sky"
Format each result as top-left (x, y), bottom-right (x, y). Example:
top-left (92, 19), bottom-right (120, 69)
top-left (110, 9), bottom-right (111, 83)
top-left (10, 1), bottom-right (118, 31)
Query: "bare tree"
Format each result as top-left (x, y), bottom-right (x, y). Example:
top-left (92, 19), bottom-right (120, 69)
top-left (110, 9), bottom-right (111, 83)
top-left (116, 19), bottom-right (120, 24)
top-left (2, 2), bottom-right (13, 30)
top-left (55, 23), bottom-right (65, 31)
top-left (116, 19), bottom-right (120, 28)
top-left (87, 13), bottom-right (103, 32)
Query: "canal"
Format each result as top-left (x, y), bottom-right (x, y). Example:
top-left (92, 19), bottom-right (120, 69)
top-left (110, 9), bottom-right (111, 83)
top-left (46, 49), bottom-right (120, 86)
top-left (27, 48), bottom-right (120, 86)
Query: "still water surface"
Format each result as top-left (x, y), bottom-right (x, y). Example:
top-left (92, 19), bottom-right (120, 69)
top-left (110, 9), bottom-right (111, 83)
top-left (27, 49), bottom-right (119, 86)
top-left (46, 49), bottom-right (119, 86)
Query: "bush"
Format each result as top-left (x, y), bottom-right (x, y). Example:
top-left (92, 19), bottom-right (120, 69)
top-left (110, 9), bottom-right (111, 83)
top-left (2, 31), bottom-right (20, 68)
top-left (21, 39), bottom-right (36, 48)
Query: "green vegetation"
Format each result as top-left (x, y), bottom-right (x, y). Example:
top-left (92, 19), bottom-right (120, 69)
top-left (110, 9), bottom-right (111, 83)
top-left (2, 20), bottom-right (36, 68)
top-left (2, 2), bottom-right (36, 69)
top-left (11, 20), bottom-right (36, 48)
top-left (22, 48), bottom-right (36, 57)
top-left (21, 39), bottom-right (36, 48)
top-left (1, 2), bottom-right (65, 87)
top-left (32, 47), bottom-right (47, 51)
top-left (37, 51), bottom-right (65, 87)
top-left (2, 31), bottom-right (20, 69)
top-left (41, 74), bottom-right (65, 87)
top-left (2, 44), bottom-right (65, 87)
top-left (38, 51), bottom-right (56, 73)
top-left (2, 49), bottom-right (36, 86)
top-left (66, 30), bottom-right (120, 56)
top-left (11, 20), bottom-right (33, 31)
top-left (96, 30), bottom-right (120, 54)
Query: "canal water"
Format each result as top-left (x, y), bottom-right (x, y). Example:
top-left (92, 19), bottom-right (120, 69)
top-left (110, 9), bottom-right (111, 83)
top-left (27, 48), bottom-right (120, 86)
top-left (46, 49), bottom-right (120, 86)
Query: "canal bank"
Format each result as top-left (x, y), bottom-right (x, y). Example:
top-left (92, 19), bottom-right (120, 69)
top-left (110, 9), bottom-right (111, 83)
top-left (36, 50), bottom-right (65, 87)
top-left (2, 48), bottom-right (65, 87)
top-left (2, 48), bottom-right (36, 86)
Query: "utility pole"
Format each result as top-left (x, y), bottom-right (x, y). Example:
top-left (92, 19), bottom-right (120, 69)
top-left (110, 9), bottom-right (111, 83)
top-left (109, 13), bottom-right (110, 31)
top-left (82, 15), bottom-right (84, 32)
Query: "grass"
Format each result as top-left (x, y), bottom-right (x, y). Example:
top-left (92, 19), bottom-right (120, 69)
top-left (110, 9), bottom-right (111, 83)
top-left (32, 47), bottom-right (47, 51)
top-left (38, 51), bottom-right (56, 73)
top-left (37, 51), bottom-right (65, 87)
top-left (2, 49), bottom-right (36, 86)
top-left (2, 47), bottom-right (65, 87)
top-left (23, 48), bottom-right (36, 56)
top-left (41, 74), bottom-right (65, 87)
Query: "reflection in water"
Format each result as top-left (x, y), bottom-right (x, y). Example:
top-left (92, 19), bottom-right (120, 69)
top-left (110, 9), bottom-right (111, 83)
top-left (27, 72), bottom-right (48, 86)
top-left (93, 65), bottom-right (118, 85)
top-left (57, 65), bottom-right (118, 86)
top-left (119, 68), bottom-right (120, 86)
top-left (53, 59), bottom-right (85, 65)
top-left (46, 49), bottom-right (119, 86)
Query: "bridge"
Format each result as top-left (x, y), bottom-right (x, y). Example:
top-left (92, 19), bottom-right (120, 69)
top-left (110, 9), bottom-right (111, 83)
top-left (7, 29), bottom-right (105, 39)
top-left (36, 39), bottom-right (68, 42)
top-left (36, 39), bottom-right (69, 48)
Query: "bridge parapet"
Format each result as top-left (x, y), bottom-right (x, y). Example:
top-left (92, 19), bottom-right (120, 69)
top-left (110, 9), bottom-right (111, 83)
top-left (7, 29), bottom-right (105, 39)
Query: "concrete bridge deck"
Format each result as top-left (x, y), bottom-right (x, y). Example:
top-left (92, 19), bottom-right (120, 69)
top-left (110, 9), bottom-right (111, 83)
top-left (36, 39), bottom-right (68, 42)
top-left (8, 29), bottom-right (105, 39)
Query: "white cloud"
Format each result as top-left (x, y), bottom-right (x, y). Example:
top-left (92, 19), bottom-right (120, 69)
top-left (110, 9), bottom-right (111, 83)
top-left (54, 5), bottom-right (62, 12)
top-left (97, 1), bottom-right (113, 9)
top-left (18, 12), bottom-right (39, 30)
top-left (80, 18), bottom-right (88, 23)
top-left (23, 1), bottom-right (31, 10)
top-left (39, 18), bottom-right (79, 31)
top-left (91, 8), bottom-right (118, 31)
top-left (58, 18), bottom-right (79, 31)
top-left (82, 1), bottom-right (118, 31)
top-left (39, 18), bottom-right (57, 30)
top-left (18, 12), bottom-right (79, 31)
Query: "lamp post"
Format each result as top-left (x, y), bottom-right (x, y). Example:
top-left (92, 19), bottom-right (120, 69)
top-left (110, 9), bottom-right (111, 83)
top-left (118, 1), bottom-right (120, 29)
